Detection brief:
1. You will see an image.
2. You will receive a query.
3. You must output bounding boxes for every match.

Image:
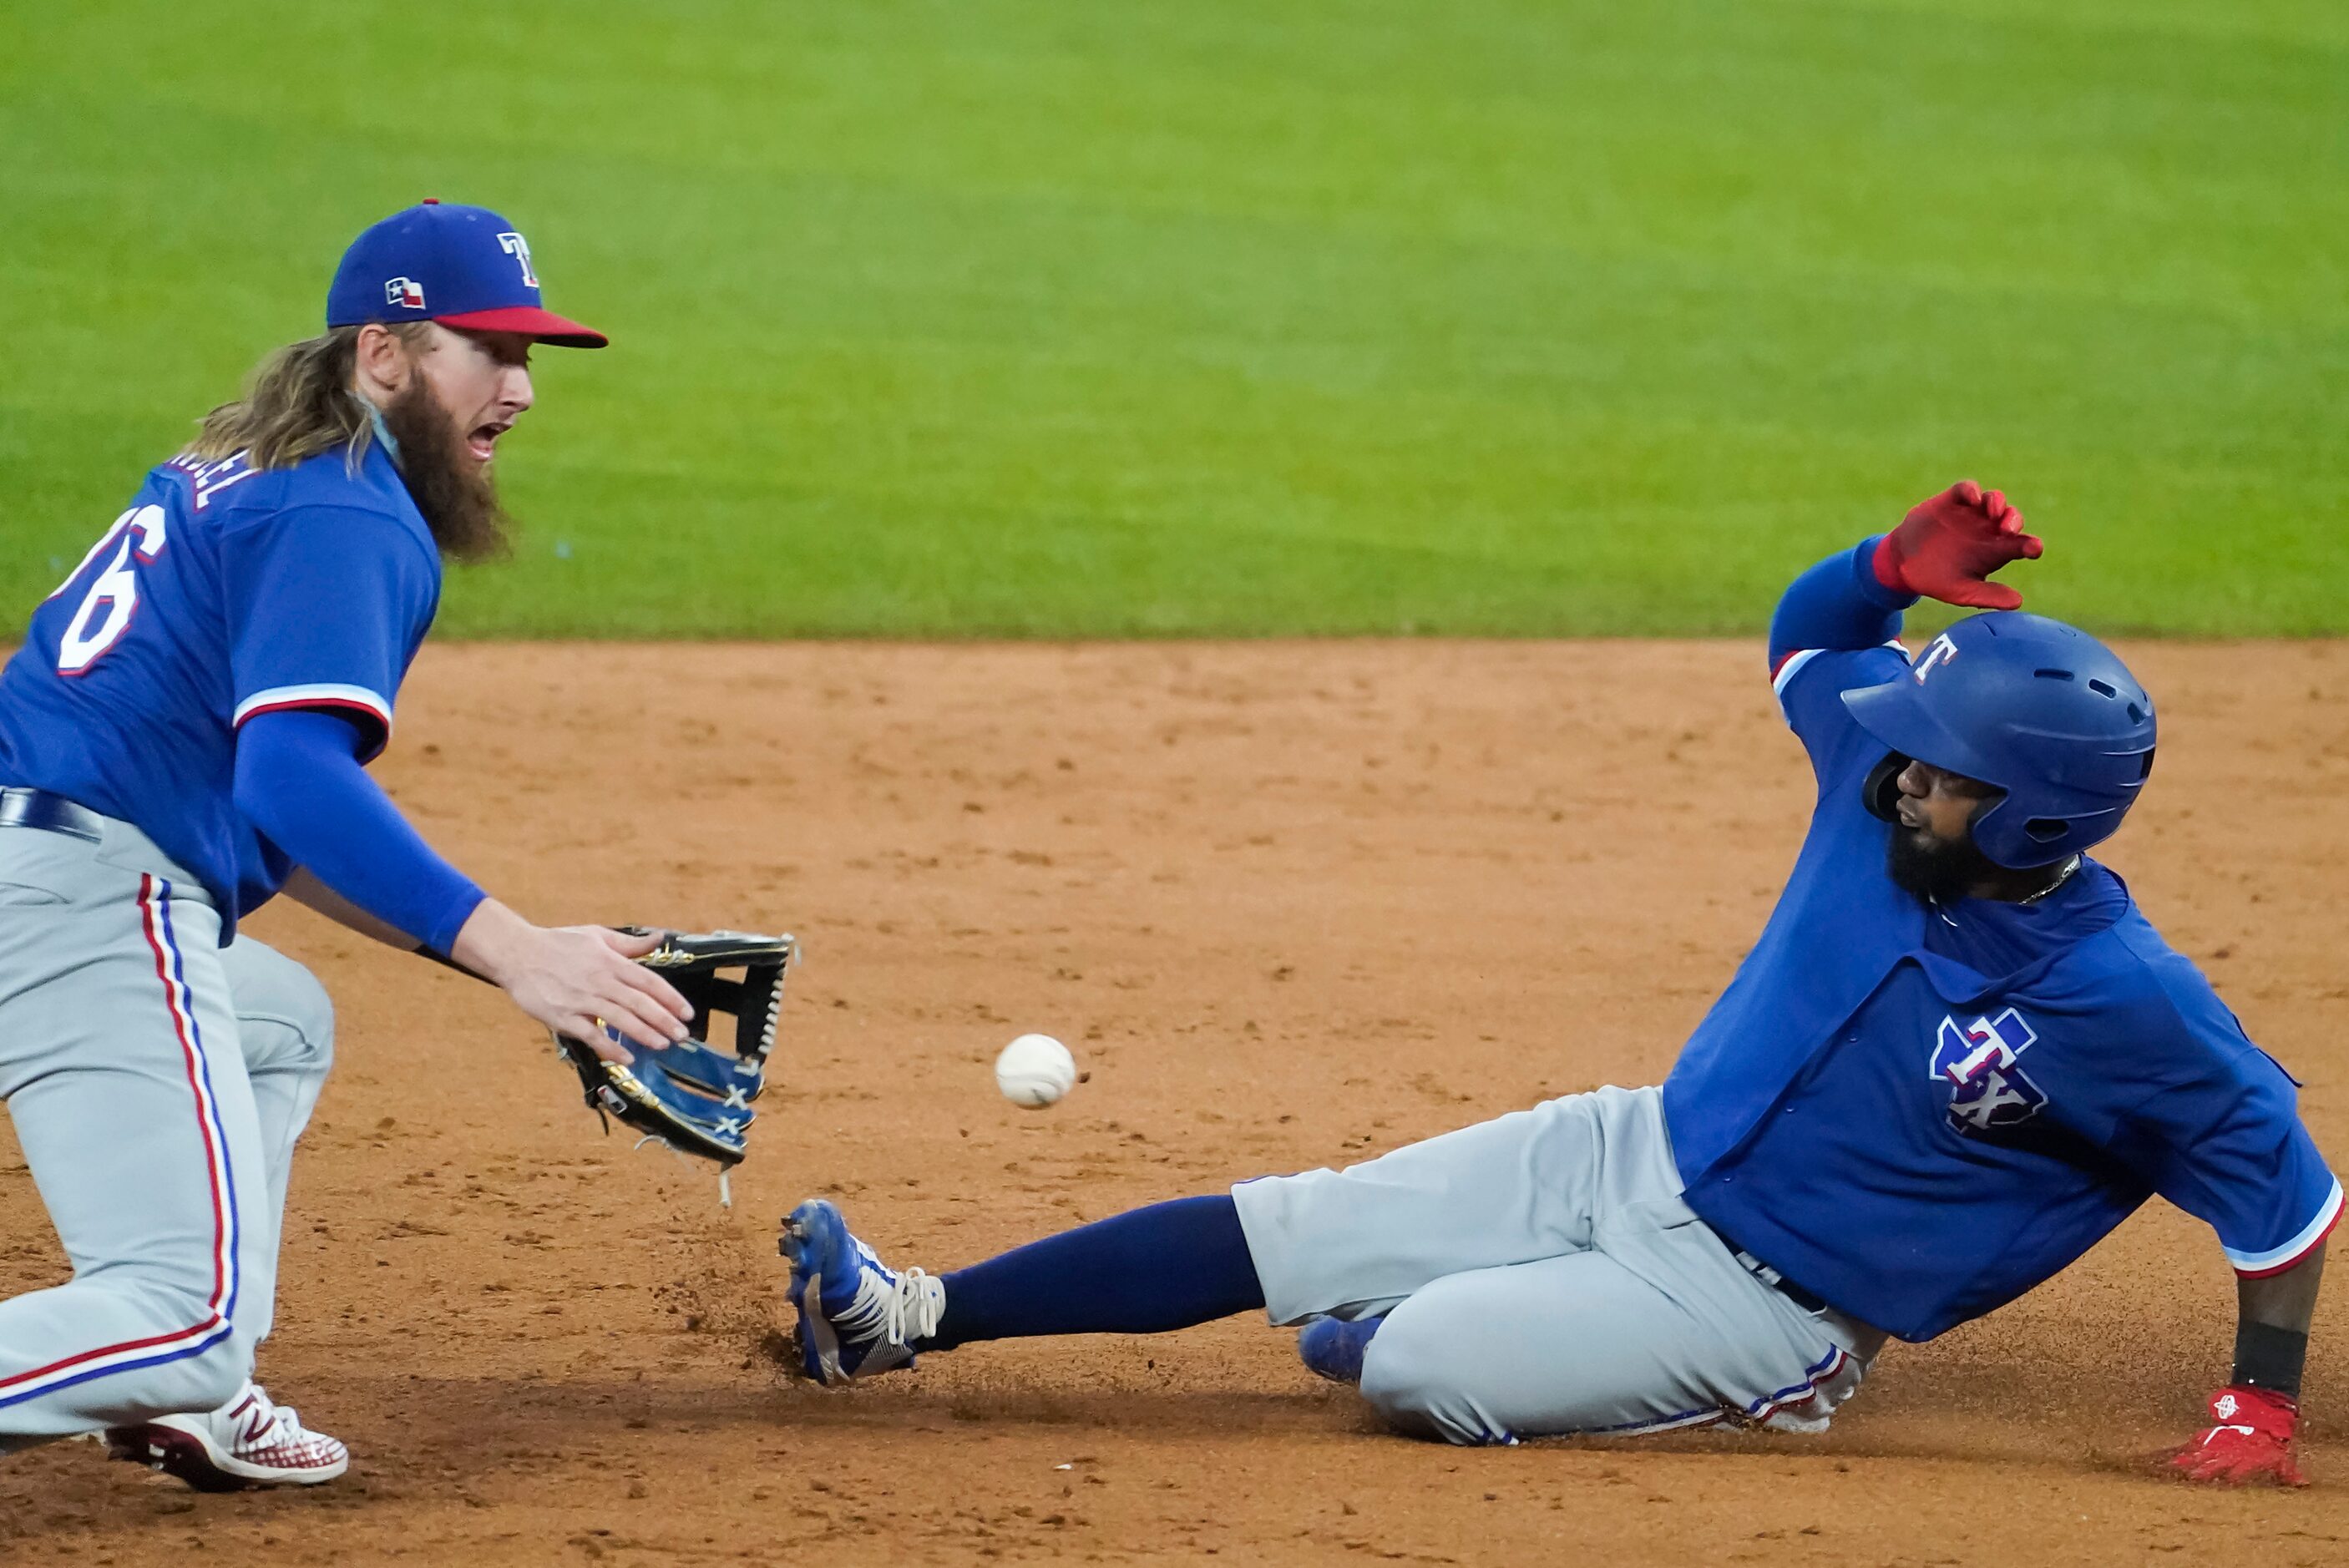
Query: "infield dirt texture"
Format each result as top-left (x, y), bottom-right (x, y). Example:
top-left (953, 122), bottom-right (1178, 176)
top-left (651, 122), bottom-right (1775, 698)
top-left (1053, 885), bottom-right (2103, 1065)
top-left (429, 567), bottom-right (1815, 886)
top-left (3, 641), bottom-right (2347, 1563)
top-left (4, 1), bottom-right (2347, 1565)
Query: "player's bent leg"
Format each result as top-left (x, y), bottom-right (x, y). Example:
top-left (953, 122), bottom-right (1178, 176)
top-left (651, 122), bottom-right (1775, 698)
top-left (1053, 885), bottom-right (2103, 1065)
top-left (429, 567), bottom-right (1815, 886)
top-left (104, 933), bottom-right (352, 1490)
top-left (0, 847), bottom-right (274, 1447)
top-left (1357, 1239), bottom-right (1873, 1447)
top-left (1235, 1084), bottom-right (1668, 1326)
top-left (780, 1086), bottom-right (1683, 1385)
top-left (218, 934), bottom-right (336, 1345)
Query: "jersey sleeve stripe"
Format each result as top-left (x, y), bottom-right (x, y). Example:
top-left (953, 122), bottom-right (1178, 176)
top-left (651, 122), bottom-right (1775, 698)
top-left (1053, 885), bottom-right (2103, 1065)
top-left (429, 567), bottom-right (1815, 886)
top-left (2227, 1176), bottom-right (2344, 1277)
top-left (1771, 640), bottom-right (1911, 726)
top-left (1769, 649), bottom-right (1829, 730)
top-left (232, 684), bottom-right (392, 731)
top-left (1770, 649), bottom-right (1824, 696)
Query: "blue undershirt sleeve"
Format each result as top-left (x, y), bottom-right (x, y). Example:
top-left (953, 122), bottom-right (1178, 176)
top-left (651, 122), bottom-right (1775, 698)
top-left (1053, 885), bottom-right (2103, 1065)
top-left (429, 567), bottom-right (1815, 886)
top-left (1766, 537), bottom-right (1920, 781)
top-left (1767, 536), bottom-right (1916, 670)
top-left (232, 708), bottom-right (486, 954)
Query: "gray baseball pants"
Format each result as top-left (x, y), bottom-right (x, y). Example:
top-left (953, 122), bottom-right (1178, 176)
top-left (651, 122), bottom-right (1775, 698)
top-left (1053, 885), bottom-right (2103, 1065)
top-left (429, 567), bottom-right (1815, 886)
top-left (0, 810), bottom-right (332, 1447)
top-left (1233, 1085), bottom-right (1883, 1444)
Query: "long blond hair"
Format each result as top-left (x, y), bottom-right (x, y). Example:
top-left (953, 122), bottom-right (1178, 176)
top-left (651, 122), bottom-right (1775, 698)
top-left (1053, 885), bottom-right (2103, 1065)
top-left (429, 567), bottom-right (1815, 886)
top-left (184, 323), bottom-right (428, 469)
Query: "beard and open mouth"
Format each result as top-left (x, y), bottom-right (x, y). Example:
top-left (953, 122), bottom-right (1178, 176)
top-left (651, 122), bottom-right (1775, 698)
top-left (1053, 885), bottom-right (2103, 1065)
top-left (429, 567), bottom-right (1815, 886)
top-left (380, 377), bottom-right (519, 564)
top-left (1886, 814), bottom-right (2005, 903)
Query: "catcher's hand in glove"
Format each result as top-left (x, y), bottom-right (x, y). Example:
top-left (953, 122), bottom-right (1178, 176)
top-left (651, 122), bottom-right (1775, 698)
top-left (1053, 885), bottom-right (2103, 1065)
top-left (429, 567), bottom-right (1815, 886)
top-left (1874, 480), bottom-right (2044, 609)
top-left (554, 928), bottom-right (799, 1166)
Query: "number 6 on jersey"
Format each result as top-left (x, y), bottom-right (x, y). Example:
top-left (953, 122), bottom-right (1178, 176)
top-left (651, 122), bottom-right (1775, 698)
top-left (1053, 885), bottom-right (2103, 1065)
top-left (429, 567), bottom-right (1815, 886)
top-left (53, 503), bottom-right (168, 675)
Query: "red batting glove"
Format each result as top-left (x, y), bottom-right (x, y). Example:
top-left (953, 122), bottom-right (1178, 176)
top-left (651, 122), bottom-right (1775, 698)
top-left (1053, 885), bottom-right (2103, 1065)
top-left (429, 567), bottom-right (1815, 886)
top-left (1872, 480), bottom-right (2045, 610)
top-left (2163, 1386), bottom-right (2307, 1488)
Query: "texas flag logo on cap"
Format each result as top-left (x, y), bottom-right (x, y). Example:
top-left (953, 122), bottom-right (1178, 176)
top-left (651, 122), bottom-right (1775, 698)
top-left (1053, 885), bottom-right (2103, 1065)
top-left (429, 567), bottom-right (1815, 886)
top-left (327, 200), bottom-right (606, 347)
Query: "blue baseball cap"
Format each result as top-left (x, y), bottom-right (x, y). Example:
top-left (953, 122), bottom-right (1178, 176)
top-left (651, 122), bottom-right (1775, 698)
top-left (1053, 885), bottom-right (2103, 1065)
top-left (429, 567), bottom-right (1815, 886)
top-left (326, 200), bottom-right (606, 347)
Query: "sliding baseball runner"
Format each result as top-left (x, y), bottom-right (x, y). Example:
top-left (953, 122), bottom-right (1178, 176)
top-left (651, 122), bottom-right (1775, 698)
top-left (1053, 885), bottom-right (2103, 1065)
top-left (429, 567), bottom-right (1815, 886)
top-left (779, 484), bottom-right (2334, 1485)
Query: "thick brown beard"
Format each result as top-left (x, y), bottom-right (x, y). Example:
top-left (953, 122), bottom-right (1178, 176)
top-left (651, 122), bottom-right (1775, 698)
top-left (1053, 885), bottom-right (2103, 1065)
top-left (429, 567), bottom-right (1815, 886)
top-left (380, 376), bottom-right (516, 564)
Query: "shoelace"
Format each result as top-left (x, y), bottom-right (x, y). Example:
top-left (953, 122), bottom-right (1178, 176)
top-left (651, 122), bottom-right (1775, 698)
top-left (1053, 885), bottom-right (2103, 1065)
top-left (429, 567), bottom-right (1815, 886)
top-left (230, 1385), bottom-right (325, 1453)
top-left (838, 1267), bottom-right (946, 1349)
top-left (247, 1388), bottom-right (290, 1442)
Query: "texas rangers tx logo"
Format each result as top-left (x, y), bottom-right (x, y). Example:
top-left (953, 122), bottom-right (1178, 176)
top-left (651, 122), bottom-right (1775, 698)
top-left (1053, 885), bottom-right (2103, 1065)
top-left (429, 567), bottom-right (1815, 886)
top-left (1928, 1007), bottom-right (2048, 1136)
top-left (498, 231), bottom-right (538, 288)
top-left (1912, 631), bottom-right (1960, 684)
top-left (385, 276), bottom-right (426, 311)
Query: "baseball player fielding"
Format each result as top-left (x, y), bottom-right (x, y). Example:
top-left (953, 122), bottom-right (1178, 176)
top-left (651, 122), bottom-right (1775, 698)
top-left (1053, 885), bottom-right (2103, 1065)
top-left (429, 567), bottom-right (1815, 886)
top-left (0, 203), bottom-right (696, 1488)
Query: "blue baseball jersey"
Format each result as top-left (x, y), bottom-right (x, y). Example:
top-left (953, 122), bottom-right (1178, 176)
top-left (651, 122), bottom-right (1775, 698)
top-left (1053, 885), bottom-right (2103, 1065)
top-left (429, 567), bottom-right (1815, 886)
top-left (1661, 582), bottom-right (2339, 1343)
top-left (0, 443), bottom-right (440, 933)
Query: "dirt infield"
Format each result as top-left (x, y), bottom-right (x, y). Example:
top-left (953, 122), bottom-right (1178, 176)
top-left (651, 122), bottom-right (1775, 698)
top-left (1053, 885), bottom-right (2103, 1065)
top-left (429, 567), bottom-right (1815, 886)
top-left (5, 639), bottom-right (2346, 1566)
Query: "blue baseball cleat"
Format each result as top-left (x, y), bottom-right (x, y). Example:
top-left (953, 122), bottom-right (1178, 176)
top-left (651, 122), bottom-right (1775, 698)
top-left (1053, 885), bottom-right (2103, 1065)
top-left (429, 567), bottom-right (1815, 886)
top-left (1298, 1313), bottom-right (1386, 1385)
top-left (779, 1199), bottom-right (945, 1384)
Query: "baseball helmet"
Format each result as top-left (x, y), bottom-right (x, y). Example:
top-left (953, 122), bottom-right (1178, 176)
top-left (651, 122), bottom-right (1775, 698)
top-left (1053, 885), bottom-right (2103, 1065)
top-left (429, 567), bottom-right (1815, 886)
top-left (1841, 612), bottom-right (2157, 868)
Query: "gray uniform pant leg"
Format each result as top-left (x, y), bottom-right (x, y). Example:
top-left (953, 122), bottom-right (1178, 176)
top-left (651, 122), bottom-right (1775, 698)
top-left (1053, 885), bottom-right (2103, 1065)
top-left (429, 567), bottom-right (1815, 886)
top-left (0, 822), bottom-right (274, 1445)
top-left (1232, 1085), bottom-right (1880, 1445)
top-left (217, 935), bottom-right (335, 1350)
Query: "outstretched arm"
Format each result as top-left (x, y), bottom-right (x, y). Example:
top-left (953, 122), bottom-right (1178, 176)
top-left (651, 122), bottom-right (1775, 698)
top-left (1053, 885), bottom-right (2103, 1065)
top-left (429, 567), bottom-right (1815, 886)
top-left (2166, 1241), bottom-right (2326, 1486)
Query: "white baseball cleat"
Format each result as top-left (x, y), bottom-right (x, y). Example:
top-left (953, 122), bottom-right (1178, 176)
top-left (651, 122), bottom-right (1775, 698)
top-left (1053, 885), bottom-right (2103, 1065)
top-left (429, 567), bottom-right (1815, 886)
top-left (105, 1382), bottom-right (348, 1491)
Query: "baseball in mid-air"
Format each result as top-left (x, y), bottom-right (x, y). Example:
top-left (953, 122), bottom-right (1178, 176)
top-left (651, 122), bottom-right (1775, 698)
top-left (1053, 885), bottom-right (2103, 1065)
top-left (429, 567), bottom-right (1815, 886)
top-left (995, 1034), bottom-right (1077, 1108)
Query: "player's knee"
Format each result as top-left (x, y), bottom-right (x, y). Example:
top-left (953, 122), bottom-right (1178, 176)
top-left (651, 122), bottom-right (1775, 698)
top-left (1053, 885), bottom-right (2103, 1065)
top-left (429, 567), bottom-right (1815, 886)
top-left (234, 945), bottom-right (336, 1078)
top-left (1358, 1313), bottom-right (1504, 1447)
top-left (281, 964), bottom-right (336, 1075)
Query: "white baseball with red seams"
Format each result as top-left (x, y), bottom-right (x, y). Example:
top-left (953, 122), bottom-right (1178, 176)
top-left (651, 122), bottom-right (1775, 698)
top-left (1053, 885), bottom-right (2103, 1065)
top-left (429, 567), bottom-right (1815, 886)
top-left (995, 1034), bottom-right (1076, 1108)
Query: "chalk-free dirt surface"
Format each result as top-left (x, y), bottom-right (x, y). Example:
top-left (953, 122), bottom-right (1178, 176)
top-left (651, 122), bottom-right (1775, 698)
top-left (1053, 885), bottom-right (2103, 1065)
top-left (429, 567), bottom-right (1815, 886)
top-left (4, 640), bottom-right (2346, 1566)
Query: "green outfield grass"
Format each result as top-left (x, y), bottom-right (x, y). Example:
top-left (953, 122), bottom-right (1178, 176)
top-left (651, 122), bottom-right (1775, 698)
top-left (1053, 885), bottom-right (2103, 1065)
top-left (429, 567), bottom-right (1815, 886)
top-left (3, 1), bottom-right (2341, 638)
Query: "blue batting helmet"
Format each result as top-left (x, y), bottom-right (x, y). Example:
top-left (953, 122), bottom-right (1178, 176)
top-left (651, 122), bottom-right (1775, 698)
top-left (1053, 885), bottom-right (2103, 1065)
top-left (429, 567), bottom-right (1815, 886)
top-left (1841, 612), bottom-right (2157, 868)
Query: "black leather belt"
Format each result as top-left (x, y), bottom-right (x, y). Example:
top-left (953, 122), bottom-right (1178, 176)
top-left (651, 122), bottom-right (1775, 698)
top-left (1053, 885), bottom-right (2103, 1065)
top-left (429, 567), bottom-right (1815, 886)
top-left (1709, 1224), bottom-right (1830, 1315)
top-left (0, 787), bottom-right (104, 842)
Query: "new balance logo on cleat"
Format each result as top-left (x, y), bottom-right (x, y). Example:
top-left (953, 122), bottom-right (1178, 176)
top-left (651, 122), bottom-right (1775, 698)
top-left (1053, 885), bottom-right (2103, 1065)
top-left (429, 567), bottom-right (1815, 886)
top-left (104, 1382), bottom-right (347, 1492)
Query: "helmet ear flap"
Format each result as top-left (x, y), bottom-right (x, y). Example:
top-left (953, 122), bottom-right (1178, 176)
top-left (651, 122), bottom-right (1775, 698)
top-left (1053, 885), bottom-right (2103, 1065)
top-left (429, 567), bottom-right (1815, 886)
top-left (1863, 752), bottom-right (1910, 823)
